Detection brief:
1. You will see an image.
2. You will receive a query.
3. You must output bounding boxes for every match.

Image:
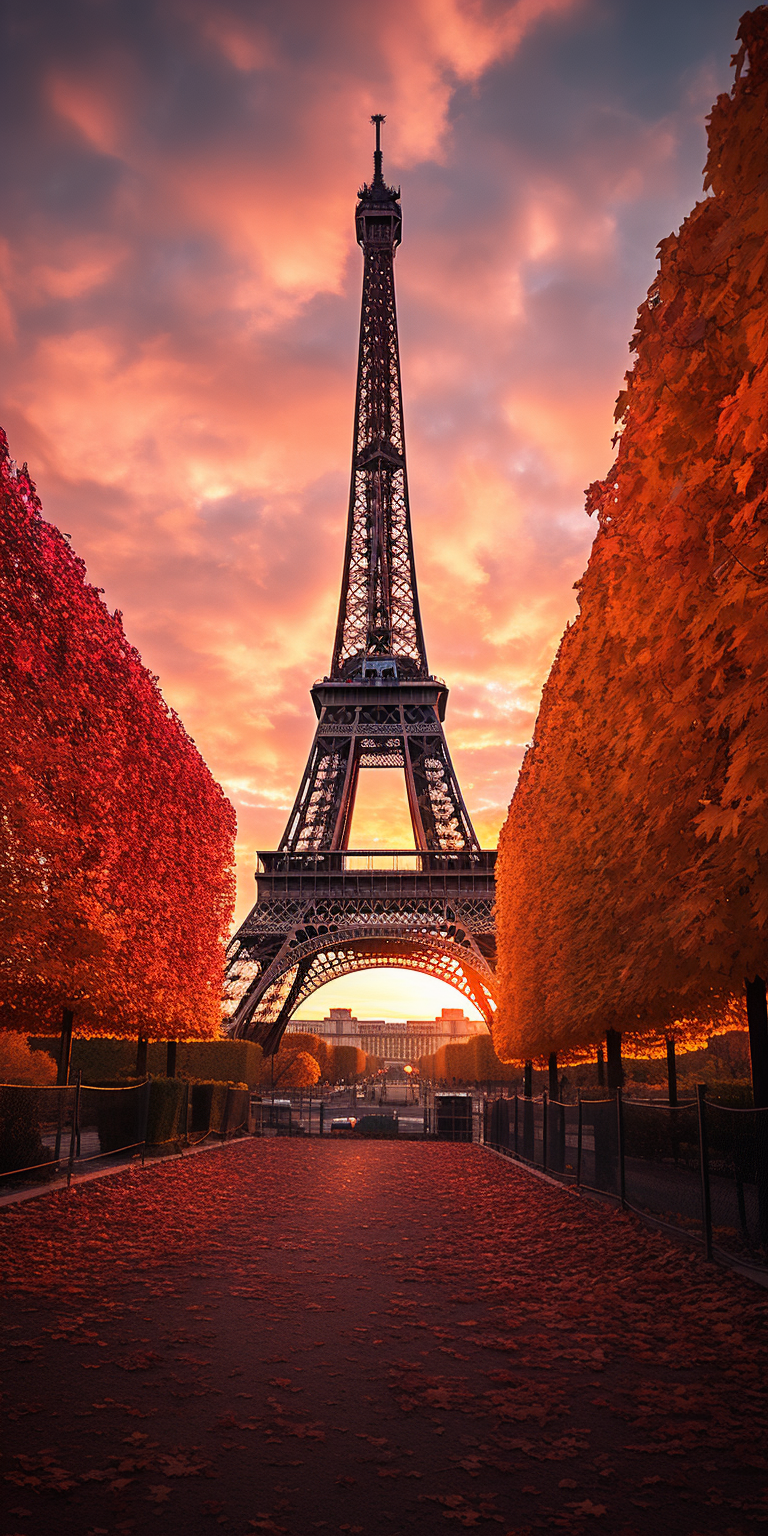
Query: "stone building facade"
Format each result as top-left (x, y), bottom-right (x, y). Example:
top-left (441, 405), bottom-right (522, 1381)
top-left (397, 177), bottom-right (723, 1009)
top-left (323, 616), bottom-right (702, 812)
top-left (285, 1007), bottom-right (488, 1065)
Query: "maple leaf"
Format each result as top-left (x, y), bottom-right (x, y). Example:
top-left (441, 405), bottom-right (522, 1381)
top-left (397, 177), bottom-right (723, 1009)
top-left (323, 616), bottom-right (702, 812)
top-left (146, 1485), bottom-right (171, 1503)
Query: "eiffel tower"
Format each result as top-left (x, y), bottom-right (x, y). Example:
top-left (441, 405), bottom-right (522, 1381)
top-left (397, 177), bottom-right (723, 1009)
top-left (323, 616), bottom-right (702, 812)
top-left (225, 118), bottom-right (497, 1051)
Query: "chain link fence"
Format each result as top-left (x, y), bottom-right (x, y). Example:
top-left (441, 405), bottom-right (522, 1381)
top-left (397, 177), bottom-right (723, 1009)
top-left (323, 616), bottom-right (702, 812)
top-left (483, 1088), bottom-right (768, 1276)
top-left (0, 1076), bottom-right (250, 1192)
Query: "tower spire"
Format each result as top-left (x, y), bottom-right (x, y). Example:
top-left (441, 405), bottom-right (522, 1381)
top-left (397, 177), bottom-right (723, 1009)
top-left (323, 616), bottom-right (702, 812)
top-left (371, 112), bottom-right (385, 184)
top-left (274, 126), bottom-right (480, 855)
top-left (334, 117), bottom-right (420, 679)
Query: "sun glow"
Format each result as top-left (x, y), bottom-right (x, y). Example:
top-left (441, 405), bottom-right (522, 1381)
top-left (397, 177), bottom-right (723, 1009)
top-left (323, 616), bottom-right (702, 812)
top-left (292, 967), bottom-right (484, 1024)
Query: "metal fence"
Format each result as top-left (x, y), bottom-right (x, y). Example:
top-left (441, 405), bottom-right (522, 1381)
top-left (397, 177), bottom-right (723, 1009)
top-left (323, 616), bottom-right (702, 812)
top-left (250, 1087), bottom-right (485, 1141)
top-left (483, 1088), bottom-right (768, 1273)
top-left (0, 1076), bottom-right (150, 1188)
top-left (0, 1075), bottom-right (250, 1191)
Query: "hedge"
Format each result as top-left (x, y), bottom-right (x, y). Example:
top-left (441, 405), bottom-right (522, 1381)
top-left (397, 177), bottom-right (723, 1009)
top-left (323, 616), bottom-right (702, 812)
top-left (146, 1078), bottom-right (187, 1145)
top-left (29, 1037), bottom-right (264, 1088)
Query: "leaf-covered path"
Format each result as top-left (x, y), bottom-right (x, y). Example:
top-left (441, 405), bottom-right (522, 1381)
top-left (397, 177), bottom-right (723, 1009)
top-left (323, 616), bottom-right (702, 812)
top-left (2, 1140), bottom-right (767, 1536)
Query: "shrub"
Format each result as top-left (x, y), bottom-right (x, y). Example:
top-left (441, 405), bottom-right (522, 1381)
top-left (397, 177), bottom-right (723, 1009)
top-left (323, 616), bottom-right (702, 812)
top-left (146, 1078), bottom-right (188, 1145)
top-left (89, 1081), bottom-right (147, 1155)
top-left (0, 1086), bottom-right (50, 1175)
top-left (0, 1034), bottom-right (57, 1085)
top-left (190, 1080), bottom-right (233, 1135)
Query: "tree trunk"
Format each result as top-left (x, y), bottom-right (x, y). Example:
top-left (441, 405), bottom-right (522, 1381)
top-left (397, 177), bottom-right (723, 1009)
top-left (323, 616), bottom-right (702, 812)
top-left (57, 1007), bottom-right (74, 1086)
top-left (548, 1052), bottom-right (558, 1102)
top-left (596, 1045), bottom-right (605, 1088)
top-left (666, 1035), bottom-right (678, 1106)
top-left (746, 976), bottom-right (768, 1109)
top-left (136, 1036), bottom-right (148, 1077)
top-left (606, 1028), bottom-right (624, 1097)
top-left (523, 1060), bottom-right (532, 1098)
top-left (166, 1041), bottom-right (177, 1078)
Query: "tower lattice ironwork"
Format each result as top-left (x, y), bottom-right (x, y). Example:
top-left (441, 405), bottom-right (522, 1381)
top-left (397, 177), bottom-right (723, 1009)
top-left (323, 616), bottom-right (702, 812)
top-left (225, 119), bottom-right (497, 1050)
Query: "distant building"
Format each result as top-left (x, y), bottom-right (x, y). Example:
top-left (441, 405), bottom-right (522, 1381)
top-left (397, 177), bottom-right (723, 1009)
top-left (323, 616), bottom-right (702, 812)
top-left (285, 1006), bottom-right (488, 1065)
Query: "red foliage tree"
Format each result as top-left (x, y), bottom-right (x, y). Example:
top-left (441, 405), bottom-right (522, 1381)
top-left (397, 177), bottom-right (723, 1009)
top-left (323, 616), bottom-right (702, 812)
top-left (0, 429), bottom-right (236, 1041)
top-left (495, 11), bottom-right (768, 1084)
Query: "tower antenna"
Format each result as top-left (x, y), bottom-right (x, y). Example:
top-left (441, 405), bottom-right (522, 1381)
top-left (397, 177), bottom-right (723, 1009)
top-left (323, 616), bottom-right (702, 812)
top-left (371, 112), bottom-right (385, 183)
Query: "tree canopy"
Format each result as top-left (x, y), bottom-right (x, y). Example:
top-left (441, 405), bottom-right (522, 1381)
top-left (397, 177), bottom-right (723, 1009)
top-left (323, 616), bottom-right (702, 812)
top-left (495, 9), bottom-right (768, 1062)
top-left (0, 430), bottom-right (236, 1039)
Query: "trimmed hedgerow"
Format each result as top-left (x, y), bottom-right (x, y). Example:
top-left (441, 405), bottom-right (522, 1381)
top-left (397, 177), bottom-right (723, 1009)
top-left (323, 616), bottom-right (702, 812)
top-left (29, 1037), bottom-right (263, 1088)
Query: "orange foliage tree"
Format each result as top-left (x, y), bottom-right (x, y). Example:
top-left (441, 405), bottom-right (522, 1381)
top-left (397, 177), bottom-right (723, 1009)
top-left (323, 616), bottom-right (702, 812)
top-left (268, 1032), bottom-right (368, 1084)
top-left (495, 11), bottom-right (768, 1091)
top-left (280, 1031), bottom-right (333, 1079)
top-left (261, 1048), bottom-right (321, 1090)
top-left (419, 1032), bottom-right (518, 1084)
top-left (0, 431), bottom-right (236, 1044)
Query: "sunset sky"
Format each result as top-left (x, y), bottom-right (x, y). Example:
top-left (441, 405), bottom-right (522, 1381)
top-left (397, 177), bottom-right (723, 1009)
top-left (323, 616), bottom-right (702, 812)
top-left (0, 0), bottom-right (746, 1020)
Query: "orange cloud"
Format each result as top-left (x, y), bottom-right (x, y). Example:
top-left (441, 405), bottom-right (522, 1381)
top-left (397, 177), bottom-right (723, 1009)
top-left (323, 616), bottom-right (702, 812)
top-left (0, 0), bottom-right (745, 990)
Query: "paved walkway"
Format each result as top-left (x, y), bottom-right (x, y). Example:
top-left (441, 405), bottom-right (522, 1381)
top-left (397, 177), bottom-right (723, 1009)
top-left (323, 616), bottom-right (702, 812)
top-left (1, 1140), bottom-right (767, 1535)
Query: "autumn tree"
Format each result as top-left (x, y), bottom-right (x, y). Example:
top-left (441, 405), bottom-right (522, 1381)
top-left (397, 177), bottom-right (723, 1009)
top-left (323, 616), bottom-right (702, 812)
top-left (328, 1045), bottom-right (366, 1082)
top-left (280, 1031), bottom-right (333, 1079)
top-left (419, 1033), bottom-right (518, 1084)
top-left (0, 431), bottom-right (236, 1059)
top-left (262, 1048), bottom-right (321, 1090)
top-left (495, 10), bottom-right (768, 1096)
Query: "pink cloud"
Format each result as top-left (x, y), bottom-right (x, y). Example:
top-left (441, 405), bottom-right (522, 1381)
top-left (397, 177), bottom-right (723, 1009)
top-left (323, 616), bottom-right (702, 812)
top-left (0, 0), bottom-right (745, 1003)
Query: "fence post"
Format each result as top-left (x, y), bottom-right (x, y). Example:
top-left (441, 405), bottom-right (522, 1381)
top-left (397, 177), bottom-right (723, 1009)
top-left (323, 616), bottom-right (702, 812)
top-left (67, 1070), bottom-right (82, 1188)
top-left (696, 1083), bottom-right (713, 1259)
top-left (542, 1090), bottom-right (548, 1170)
top-left (666, 1035), bottom-right (678, 1106)
top-left (548, 1052), bottom-right (558, 1102)
top-left (183, 1079), bottom-right (190, 1145)
top-left (576, 1089), bottom-right (582, 1188)
top-left (514, 1093), bottom-right (518, 1157)
top-left (616, 1086), bottom-right (625, 1208)
top-left (54, 1088), bottom-right (64, 1166)
top-left (319, 1100), bottom-right (325, 1137)
top-left (57, 1007), bottom-right (74, 1086)
top-left (140, 1077), bottom-right (151, 1166)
